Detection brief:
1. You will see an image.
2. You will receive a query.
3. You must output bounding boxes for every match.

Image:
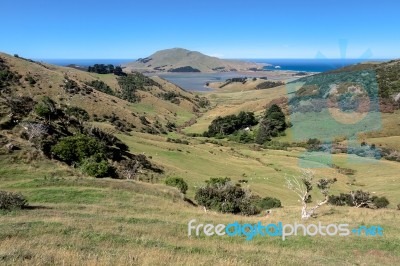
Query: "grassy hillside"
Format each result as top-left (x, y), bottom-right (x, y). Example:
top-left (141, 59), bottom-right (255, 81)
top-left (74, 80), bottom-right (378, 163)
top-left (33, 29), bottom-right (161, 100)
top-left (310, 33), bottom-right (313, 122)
top-left (1, 148), bottom-right (399, 265)
top-left (0, 53), bottom-right (205, 132)
top-left (1, 53), bottom-right (400, 264)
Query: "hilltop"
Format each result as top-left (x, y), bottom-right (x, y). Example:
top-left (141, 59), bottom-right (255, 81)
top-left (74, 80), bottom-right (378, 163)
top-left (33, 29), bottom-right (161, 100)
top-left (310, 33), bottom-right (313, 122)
top-left (122, 48), bottom-right (266, 73)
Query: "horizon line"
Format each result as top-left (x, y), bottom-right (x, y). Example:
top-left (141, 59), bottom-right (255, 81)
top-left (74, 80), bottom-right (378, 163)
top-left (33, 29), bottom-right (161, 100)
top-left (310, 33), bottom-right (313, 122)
top-left (34, 57), bottom-right (395, 60)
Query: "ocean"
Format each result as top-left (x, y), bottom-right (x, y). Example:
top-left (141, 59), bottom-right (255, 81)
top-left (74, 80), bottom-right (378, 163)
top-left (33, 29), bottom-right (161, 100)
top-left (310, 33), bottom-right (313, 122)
top-left (38, 58), bottom-right (388, 91)
top-left (251, 58), bottom-right (387, 72)
top-left (39, 58), bottom-right (387, 72)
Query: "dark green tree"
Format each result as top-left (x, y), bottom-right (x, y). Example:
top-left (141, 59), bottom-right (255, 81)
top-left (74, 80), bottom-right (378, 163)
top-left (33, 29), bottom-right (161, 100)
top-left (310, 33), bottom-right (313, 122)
top-left (51, 134), bottom-right (107, 165)
top-left (165, 177), bottom-right (189, 194)
top-left (256, 104), bottom-right (286, 144)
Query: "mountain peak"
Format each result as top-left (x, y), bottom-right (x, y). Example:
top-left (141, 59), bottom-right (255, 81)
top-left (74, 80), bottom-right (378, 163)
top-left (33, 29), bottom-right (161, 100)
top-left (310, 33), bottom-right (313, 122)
top-left (124, 48), bottom-right (264, 73)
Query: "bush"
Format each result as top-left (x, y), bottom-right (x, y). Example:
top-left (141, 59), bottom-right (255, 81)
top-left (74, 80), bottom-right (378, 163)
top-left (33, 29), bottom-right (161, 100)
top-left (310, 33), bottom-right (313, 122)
top-left (195, 177), bottom-right (261, 215)
top-left (51, 134), bottom-right (107, 165)
top-left (329, 191), bottom-right (389, 209)
top-left (372, 196), bottom-right (390, 209)
top-left (257, 197), bottom-right (282, 209)
top-left (79, 156), bottom-right (111, 177)
top-left (165, 177), bottom-right (188, 194)
top-left (0, 191), bottom-right (27, 210)
top-left (229, 131), bottom-right (254, 143)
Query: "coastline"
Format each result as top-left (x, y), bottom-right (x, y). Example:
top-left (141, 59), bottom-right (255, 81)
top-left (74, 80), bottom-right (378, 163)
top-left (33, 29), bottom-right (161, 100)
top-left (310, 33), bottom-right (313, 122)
top-left (145, 70), bottom-right (317, 92)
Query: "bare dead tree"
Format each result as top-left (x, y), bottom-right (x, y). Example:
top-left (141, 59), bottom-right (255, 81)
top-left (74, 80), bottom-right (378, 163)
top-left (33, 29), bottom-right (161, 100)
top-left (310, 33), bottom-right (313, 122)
top-left (22, 122), bottom-right (48, 141)
top-left (285, 169), bottom-right (336, 219)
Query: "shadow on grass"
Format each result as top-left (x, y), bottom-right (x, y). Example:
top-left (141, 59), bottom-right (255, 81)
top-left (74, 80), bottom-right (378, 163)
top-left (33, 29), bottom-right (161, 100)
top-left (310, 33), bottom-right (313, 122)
top-left (22, 205), bottom-right (53, 210)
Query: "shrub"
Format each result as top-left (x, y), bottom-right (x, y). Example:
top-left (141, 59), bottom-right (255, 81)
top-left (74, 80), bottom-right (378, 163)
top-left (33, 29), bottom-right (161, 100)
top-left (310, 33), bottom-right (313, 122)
top-left (0, 191), bottom-right (27, 210)
top-left (165, 177), bottom-right (188, 194)
top-left (205, 177), bottom-right (231, 186)
top-left (195, 177), bottom-right (261, 215)
top-left (63, 78), bottom-right (81, 94)
top-left (35, 103), bottom-right (52, 119)
top-left (79, 156), bottom-right (110, 177)
top-left (229, 131), bottom-right (254, 143)
top-left (372, 196), bottom-right (390, 209)
top-left (139, 116), bottom-right (150, 125)
top-left (329, 191), bottom-right (389, 209)
top-left (25, 75), bottom-right (36, 85)
top-left (257, 197), bottom-right (282, 209)
top-left (51, 134), bottom-right (106, 165)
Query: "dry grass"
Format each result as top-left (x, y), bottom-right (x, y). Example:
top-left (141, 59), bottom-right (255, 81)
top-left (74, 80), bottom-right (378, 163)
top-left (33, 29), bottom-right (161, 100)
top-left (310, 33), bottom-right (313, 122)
top-left (1, 52), bottom-right (400, 265)
top-left (0, 153), bottom-right (399, 265)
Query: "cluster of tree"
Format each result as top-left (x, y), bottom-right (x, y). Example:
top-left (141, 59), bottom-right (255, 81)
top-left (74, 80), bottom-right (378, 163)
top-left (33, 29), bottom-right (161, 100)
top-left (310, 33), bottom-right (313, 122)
top-left (255, 104), bottom-right (287, 144)
top-left (204, 111), bottom-right (257, 137)
top-left (195, 177), bottom-right (281, 215)
top-left (160, 91), bottom-right (181, 104)
top-left (24, 96), bottom-right (162, 179)
top-left (117, 72), bottom-right (161, 103)
top-left (219, 77), bottom-right (247, 88)
top-left (255, 81), bottom-right (285, 90)
top-left (328, 190), bottom-right (390, 209)
top-left (85, 80), bottom-right (114, 96)
top-left (88, 64), bottom-right (126, 76)
top-left (168, 66), bottom-right (201, 72)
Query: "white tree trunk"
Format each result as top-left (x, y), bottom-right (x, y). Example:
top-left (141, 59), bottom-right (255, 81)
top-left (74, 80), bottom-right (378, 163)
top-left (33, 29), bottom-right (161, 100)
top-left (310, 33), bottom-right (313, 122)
top-left (301, 196), bottom-right (329, 220)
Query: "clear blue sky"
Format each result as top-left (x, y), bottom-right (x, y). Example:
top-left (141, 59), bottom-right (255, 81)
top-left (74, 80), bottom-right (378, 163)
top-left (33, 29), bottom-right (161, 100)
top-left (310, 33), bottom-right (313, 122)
top-left (1, 0), bottom-right (399, 59)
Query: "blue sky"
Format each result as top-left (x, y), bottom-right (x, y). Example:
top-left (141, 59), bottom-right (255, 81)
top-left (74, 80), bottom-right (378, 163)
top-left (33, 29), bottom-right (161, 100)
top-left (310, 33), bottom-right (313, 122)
top-left (1, 0), bottom-right (399, 59)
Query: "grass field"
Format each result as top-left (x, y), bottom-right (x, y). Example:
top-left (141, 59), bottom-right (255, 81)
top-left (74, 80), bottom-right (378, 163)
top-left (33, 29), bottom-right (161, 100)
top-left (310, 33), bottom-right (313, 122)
top-left (1, 52), bottom-right (400, 265)
top-left (0, 150), bottom-right (399, 265)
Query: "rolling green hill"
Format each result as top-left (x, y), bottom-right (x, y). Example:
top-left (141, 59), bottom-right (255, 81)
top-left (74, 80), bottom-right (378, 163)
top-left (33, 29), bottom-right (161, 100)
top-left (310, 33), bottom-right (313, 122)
top-left (1, 53), bottom-right (400, 265)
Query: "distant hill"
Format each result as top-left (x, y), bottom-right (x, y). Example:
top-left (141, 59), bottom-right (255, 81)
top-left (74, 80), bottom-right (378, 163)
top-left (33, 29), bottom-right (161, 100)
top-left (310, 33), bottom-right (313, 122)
top-left (122, 48), bottom-right (266, 73)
